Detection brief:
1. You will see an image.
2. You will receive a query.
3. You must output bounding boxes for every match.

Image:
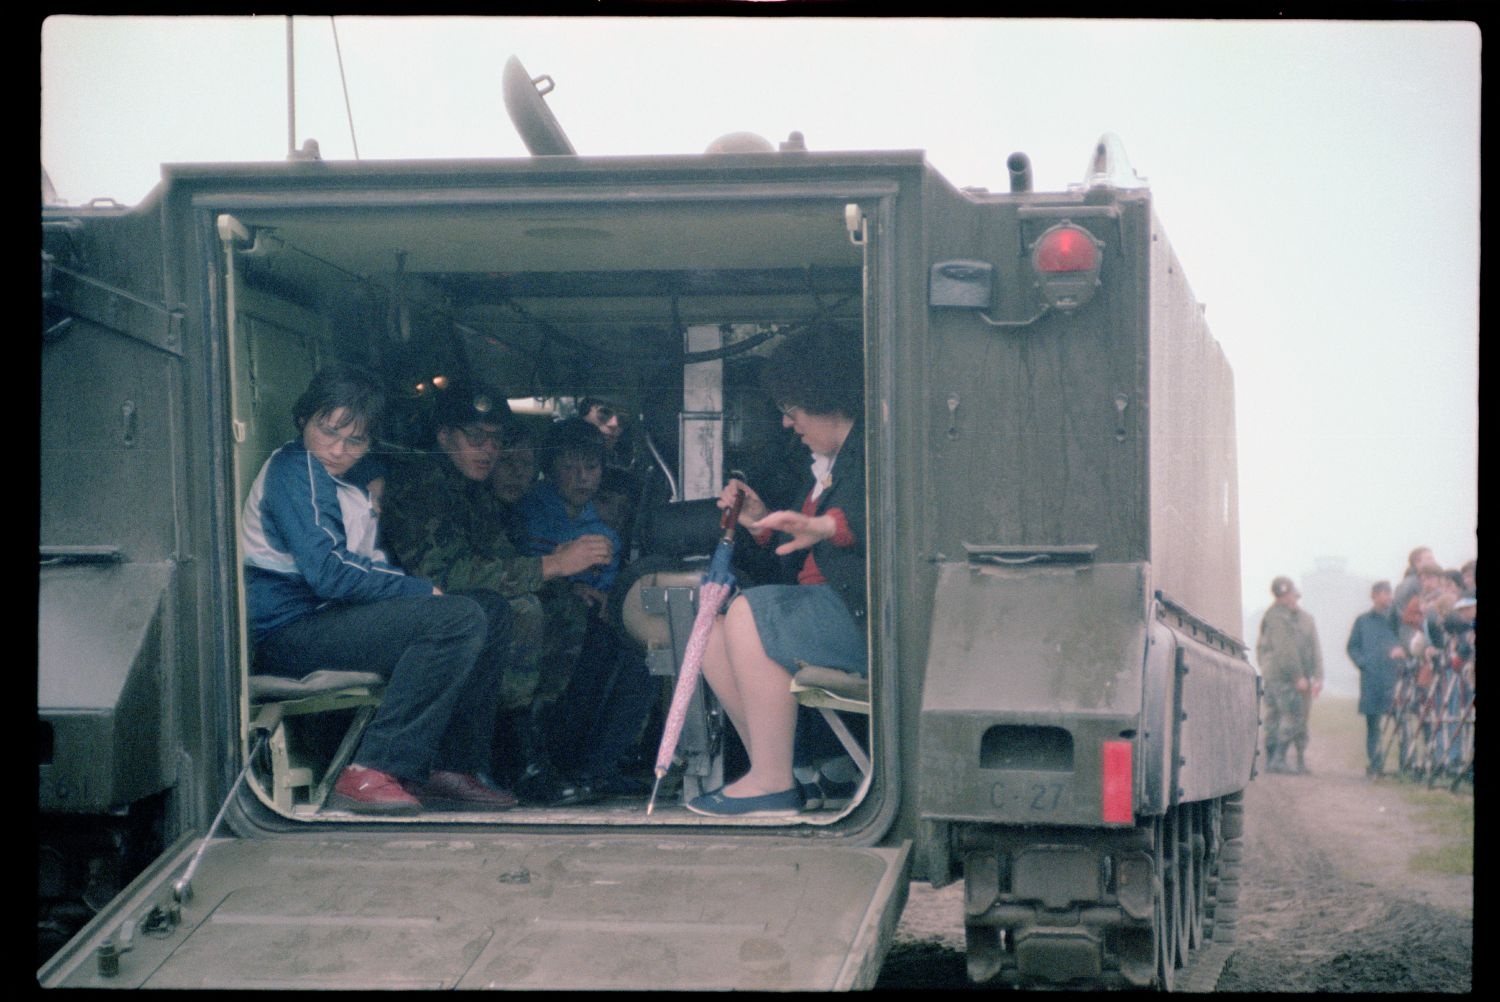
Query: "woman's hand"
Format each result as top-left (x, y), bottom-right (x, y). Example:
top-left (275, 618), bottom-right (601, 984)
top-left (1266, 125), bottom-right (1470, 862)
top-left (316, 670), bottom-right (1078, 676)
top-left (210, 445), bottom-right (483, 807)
top-left (719, 478), bottom-right (768, 528)
top-left (751, 510), bottom-right (836, 555)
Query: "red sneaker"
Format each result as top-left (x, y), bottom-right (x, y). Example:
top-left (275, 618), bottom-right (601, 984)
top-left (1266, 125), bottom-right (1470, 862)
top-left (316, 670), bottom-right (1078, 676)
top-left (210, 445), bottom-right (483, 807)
top-left (329, 764), bottom-right (421, 815)
top-left (408, 771), bottom-right (518, 810)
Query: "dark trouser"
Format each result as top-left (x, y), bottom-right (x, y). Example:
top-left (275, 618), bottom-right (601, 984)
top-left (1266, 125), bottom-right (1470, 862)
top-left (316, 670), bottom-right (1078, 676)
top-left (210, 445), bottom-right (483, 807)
top-left (255, 592), bottom-right (513, 781)
top-left (1365, 713), bottom-right (1383, 771)
top-left (549, 619), bottom-right (657, 779)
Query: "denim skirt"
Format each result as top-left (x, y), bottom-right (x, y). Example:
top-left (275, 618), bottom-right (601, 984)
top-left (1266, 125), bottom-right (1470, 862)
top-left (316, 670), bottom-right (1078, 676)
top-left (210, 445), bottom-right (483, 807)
top-left (740, 583), bottom-right (868, 677)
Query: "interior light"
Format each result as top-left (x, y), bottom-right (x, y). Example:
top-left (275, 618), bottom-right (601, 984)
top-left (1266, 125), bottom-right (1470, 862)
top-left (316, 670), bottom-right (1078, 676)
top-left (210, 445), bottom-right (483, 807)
top-left (431, 374), bottom-right (449, 390)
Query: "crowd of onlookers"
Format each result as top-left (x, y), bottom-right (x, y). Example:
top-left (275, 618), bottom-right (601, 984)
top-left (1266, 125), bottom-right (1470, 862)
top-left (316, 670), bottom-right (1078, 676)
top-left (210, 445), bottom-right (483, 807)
top-left (1346, 545), bottom-right (1475, 777)
top-left (1389, 546), bottom-right (1476, 690)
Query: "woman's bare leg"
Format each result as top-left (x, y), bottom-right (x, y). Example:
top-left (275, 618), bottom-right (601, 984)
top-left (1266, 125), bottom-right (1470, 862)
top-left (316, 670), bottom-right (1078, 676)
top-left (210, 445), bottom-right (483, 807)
top-left (699, 613), bottom-right (752, 760)
top-left (717, 598), bottom-right (798, 798)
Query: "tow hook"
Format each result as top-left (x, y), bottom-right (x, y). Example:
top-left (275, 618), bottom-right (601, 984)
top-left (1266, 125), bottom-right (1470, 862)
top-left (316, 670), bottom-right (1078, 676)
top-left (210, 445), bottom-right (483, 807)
top-left (96, 902), bottom-right (181, 978)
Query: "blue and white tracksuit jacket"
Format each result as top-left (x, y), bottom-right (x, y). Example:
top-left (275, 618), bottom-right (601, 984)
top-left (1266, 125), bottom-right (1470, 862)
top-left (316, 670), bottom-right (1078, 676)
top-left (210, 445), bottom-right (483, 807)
top-left (242, 441), bottom-right (434, 643)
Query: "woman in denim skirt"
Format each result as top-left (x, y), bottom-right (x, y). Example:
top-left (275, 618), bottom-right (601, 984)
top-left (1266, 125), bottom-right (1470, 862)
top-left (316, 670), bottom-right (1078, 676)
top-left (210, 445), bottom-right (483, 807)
top-left (688, 326), bottom-right (867, 818)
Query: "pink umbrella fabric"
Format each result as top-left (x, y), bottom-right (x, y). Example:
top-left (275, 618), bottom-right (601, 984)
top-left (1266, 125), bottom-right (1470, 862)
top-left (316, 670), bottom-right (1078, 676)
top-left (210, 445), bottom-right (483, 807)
top-left (646, 491), bottom-right (744, 814)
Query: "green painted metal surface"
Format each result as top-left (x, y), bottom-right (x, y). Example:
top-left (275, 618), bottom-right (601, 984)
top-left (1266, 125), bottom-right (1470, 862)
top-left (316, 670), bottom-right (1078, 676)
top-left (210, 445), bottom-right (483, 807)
top-left (45, 835), bottom-right (910, 991)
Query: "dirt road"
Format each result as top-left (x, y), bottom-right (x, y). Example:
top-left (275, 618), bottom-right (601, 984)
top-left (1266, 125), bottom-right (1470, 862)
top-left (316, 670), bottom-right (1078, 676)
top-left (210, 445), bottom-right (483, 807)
top-left (875, 696), bottom-right (1473, 991)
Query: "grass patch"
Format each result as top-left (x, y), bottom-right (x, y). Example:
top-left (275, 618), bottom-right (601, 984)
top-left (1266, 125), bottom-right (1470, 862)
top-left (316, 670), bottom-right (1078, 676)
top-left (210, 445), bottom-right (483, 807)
top-left (1408, 841), bottom-right (1473, 876)
top-left (1307, 694), bottom-right (1472, 877)
top-left (1402, 787), bottom-right (1475, 876)
top-left (1309, 694), bottom-right (1368, 772)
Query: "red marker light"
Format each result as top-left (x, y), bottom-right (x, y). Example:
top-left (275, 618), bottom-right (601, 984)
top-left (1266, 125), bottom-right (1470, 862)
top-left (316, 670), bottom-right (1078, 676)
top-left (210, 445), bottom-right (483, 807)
top-left (1030, 223), bottom-right (1103, 311)
top-left (1034, 225), bottom-right (1099, 273)
top-left (1101, 739), bottom-right (1133, 823)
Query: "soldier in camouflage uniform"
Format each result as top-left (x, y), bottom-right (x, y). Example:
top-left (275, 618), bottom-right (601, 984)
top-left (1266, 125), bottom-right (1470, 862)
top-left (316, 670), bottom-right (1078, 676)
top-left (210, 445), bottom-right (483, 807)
top-left (1255, 575), bottom-right (1324, 774)
top-left (379, 384), bottom-right (614, 805)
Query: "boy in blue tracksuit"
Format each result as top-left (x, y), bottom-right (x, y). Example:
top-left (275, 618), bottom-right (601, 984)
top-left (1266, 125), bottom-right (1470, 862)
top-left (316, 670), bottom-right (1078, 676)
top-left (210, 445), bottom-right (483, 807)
top-left (242, 363), bottom-right (517, 814)
top-left (518, 418), bottom-right (622, 597)
top-left (518, 418), bottom-right (654, 795)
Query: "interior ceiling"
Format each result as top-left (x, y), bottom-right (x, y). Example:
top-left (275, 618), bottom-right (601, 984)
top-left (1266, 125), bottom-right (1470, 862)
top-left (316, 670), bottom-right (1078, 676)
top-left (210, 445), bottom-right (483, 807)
top-left (239, 201), bottom-right (862, 276)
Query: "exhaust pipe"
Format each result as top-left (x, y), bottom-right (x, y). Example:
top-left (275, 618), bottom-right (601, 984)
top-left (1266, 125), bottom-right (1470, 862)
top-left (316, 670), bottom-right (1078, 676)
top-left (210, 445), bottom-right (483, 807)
top-left (1008, 152), bottom-right (1033, 193)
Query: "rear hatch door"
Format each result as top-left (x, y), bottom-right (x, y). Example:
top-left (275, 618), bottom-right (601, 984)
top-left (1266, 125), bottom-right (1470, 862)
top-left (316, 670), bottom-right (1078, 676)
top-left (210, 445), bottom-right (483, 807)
top-left (40, 831), bottom-right (910, 990)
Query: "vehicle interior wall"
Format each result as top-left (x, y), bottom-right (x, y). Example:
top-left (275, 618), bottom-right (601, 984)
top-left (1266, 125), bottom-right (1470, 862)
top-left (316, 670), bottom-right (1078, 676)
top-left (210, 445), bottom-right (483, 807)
top-left (225, 198), bottom-right (865, 456)
top-left (220, 192), bottom-right (875, 827)
top-left (227, 282), bottom-right (328, 506)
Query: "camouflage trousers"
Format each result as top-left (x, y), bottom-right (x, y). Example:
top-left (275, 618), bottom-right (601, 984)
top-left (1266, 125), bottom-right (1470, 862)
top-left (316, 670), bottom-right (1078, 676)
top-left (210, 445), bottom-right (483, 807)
top-left (1263, 679), bottom-right (1311, 749)
top-left (495, 583), bottom-right (591, 712)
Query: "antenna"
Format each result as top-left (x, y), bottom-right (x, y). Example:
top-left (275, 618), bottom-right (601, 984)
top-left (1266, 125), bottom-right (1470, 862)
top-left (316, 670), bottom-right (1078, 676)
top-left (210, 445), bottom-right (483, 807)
top-left (330, 17), bottom-right (360, 159)
top-left (285, 17), bottom-right (296, 159)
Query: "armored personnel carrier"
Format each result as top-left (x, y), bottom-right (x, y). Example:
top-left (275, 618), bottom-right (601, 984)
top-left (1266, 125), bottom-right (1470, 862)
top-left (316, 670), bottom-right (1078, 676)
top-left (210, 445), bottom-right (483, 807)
top-left (39, 57), bottom-right (1257, 989)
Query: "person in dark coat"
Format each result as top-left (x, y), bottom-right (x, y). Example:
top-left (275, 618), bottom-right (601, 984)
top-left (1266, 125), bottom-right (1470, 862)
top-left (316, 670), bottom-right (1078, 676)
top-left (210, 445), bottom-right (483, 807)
top-left (688, 325), bottom-right (867, 818)
top-left (1345, 580), bottom-right (1404, 776)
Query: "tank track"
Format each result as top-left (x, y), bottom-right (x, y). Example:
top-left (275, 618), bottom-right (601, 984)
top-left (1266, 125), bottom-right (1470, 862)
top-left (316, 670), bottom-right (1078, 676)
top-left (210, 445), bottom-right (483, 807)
top-left (961, 790), bottom-right (1244, 990)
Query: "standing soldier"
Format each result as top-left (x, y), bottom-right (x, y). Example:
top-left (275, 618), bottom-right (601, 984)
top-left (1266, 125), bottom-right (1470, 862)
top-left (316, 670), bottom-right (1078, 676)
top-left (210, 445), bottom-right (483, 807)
top-left (1256, 575), bottom-right (1324, 774)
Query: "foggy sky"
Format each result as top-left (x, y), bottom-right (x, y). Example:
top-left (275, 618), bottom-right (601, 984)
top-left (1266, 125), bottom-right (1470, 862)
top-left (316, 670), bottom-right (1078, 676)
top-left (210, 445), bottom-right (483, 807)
top-left (41, 16), bottom-right (1480, 643)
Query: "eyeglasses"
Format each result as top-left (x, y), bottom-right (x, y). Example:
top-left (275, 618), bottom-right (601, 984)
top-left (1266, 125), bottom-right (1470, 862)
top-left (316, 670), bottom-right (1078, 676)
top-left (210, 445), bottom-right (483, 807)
top-left (311, 421), bottom-right (371, 451)
top-left (777, 403), bottom-right (803, 419)
top-left (456, 425), bottom-right (504, 448)
top-left (589, 405), bottom-right (620, 423)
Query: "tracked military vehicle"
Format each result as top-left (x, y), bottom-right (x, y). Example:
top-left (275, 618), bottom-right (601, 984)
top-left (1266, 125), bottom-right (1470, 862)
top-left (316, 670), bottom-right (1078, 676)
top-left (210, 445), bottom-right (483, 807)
top-left (38, 57), bottom-right (1258, 989)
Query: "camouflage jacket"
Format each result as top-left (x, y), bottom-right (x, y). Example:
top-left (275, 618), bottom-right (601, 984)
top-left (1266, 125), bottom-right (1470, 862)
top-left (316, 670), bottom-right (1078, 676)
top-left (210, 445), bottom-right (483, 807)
top-left (1255, 603), bottom-right (1323, 684)
top-left (379, 452), bottom-right (545, 598)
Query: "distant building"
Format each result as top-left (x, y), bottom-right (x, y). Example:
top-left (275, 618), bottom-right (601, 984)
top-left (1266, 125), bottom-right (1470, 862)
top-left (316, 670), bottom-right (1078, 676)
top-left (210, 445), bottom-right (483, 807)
top-left (1245, 556), bottom-right (1372, 699)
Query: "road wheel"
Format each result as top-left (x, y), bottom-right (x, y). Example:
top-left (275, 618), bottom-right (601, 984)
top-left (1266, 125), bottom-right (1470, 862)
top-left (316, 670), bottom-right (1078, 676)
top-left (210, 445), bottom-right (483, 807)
top-left (1187, 805), bottom-right (1207, 950)
top-left (1154, 814), bottom-right (1179, 991)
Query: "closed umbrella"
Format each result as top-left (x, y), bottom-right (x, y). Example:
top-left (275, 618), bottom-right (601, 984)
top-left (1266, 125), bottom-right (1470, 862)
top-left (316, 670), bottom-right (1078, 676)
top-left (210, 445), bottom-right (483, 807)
top-left (646, 489), bottom-right (744, 815)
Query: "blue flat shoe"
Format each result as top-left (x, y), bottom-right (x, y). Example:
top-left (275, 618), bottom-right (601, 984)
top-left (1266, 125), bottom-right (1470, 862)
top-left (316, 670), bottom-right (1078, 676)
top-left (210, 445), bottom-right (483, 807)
top-left (686, 785), bottom-right (806, 818)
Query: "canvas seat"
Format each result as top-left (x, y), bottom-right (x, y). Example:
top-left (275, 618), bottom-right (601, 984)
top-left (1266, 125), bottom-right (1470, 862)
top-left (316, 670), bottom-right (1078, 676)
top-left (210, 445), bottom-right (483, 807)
top-left (790, 661), bottom-right (871, 780)
top-left (249, 670), bottom-right (385, 812)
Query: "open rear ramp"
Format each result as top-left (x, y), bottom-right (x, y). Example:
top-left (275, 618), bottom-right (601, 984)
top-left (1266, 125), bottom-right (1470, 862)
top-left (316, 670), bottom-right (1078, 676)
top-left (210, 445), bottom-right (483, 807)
top-left (41, 834), bottom-right (910, 990)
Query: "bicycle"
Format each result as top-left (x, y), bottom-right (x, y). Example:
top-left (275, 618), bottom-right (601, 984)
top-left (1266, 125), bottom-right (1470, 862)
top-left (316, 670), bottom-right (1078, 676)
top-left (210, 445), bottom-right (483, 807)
top-left (1375, 659), bottom-right (1428, 780)
top-left (1425, 648), bottom-right (1474, 791)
